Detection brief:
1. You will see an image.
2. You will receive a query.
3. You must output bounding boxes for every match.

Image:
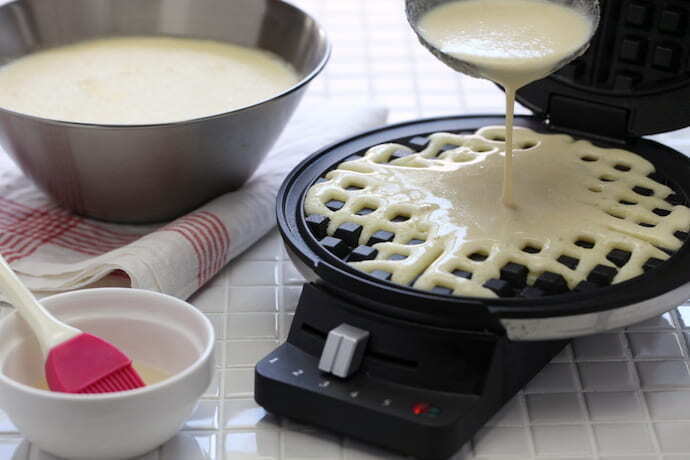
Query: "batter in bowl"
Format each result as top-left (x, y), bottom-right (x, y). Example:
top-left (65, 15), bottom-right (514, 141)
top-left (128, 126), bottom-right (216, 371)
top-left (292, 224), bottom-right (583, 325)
top-left (305, 127), bottom-right (690, 298)
top-left (0, 36), bottom-right (298, 125)
top-left (417, 0), bottom-right (594, 206)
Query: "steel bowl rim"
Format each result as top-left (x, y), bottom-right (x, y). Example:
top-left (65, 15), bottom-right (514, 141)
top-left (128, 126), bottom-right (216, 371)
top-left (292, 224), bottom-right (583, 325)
top-left (0, 0), bottom-right (331, 129)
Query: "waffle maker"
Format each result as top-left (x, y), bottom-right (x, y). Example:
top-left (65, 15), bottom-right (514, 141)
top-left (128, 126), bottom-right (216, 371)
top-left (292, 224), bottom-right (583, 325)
top-left (255, 1), bottom-right (690, 458)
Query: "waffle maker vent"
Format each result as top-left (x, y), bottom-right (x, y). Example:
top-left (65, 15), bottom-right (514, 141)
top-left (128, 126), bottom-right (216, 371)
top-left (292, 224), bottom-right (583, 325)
top-left (255, 2), bottom-right (690, 459)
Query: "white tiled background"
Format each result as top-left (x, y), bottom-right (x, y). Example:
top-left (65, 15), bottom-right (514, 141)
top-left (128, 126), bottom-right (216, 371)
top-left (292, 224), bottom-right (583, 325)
top-left (2, 0), bottom-right (690, 459)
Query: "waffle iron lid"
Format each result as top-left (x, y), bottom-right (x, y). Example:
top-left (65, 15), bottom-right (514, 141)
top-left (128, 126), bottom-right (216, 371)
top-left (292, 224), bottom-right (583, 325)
top-left (517, 0), bottom-right (690, 141)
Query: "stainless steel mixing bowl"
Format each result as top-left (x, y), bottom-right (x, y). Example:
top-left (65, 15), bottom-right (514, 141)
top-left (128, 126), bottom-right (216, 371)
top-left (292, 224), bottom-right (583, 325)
top-left (0, 0), bottom-right (330, 223)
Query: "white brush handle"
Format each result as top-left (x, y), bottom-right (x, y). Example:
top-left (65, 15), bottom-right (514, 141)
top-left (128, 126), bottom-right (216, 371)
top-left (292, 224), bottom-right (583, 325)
top-left (0, 254), bottom-right (80, 357)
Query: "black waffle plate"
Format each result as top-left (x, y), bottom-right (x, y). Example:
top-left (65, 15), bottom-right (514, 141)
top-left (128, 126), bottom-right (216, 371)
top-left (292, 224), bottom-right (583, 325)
top-left (277, 115), bottom-right (690, 330)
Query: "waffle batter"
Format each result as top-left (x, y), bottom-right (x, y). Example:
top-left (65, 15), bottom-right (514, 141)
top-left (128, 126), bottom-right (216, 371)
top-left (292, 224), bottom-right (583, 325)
top-left (305, 127), bottom-right (690, 297)
top-left (418, 0), bottom-right (593, 206)
top-left (0, 36), bottom-right (298, 125)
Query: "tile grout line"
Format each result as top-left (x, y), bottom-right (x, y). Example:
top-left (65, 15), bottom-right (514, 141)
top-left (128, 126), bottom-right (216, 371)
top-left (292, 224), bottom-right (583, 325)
top-left (568, 344), bottom-right (601, 460)
top-left (215, 274), bottom-right (231, 460)
top-left (621, 327), bottom-right (664, 460)
top-left (517, 390), bottom-right (537, 459)
top-left (279, 423), bottom-right (286, 460)
top-left (670, 307), bottom-right (690, 360)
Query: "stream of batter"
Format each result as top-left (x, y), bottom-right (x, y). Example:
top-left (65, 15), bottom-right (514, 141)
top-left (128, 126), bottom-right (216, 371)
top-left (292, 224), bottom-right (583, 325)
top-left (418, 0), bottom-right (594, 207)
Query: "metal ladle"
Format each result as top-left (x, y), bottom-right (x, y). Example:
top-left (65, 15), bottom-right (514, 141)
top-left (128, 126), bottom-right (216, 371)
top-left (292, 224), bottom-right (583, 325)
top-left (405, 0), bottom-right (601, 80)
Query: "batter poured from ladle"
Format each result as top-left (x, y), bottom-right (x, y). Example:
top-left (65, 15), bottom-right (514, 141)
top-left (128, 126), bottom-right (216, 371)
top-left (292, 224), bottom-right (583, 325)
top-left (418, 0), bottom-right (594, 206)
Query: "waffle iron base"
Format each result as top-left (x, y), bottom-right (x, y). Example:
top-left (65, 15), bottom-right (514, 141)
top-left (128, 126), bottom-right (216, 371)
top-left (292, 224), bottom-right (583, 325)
top-left (256, 283), bottom-right (567, 460)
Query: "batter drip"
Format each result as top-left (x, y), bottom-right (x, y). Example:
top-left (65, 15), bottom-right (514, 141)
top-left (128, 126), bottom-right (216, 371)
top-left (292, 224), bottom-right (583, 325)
top-left (305, 127), bottom-right (690, 298)
top-left (418, 0), bottom-right (594, 206)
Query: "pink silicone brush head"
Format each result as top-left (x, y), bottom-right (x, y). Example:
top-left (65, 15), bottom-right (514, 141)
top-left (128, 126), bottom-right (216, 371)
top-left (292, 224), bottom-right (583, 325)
top-left (45, 333), bottom-right (145, 394)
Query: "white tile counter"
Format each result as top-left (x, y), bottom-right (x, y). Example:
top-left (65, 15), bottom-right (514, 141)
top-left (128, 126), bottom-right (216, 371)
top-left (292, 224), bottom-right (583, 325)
top-left (1, 0), bottom-right (690, 459)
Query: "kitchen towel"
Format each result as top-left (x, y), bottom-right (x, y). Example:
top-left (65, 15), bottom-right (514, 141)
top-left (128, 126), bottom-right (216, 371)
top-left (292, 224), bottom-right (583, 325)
top-left (0, 103), bottom-right (388, 300)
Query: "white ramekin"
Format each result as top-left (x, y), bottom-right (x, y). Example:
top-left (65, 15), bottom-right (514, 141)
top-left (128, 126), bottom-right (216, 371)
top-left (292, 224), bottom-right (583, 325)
top-left (0, 288), bottom-right (215, 460)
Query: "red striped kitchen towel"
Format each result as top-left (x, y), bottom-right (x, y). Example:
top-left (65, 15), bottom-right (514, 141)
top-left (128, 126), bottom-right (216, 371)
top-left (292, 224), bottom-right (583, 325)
top-left (0, 103), bottom-right (387, 300)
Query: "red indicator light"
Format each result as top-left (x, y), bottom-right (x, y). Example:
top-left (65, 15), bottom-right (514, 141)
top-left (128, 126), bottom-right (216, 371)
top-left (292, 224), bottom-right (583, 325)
top-left (412, 402), bottom-right (431, 415)
top-left (412, 402), bottom-right (441, 417)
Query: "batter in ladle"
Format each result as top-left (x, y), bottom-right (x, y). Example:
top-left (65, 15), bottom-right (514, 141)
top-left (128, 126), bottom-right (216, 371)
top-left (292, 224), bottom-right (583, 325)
top-left (418, 0), bottom-right (594, 206)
